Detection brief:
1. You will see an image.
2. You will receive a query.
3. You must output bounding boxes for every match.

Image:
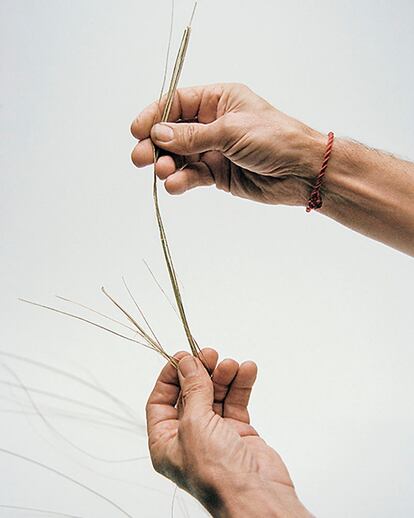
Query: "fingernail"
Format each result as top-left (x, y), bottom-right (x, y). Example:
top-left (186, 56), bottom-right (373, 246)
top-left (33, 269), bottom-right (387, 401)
top-left (178, 356), bottom-right (198, 378)
top-left (153, 123), bottom-right (174, 142)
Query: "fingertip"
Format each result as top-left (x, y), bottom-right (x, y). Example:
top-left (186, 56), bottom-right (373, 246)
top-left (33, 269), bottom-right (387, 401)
top-left (241, 360), bottom-right (258, 372)
top-left (177, 354), bottom-right (212, 379)
top-left (177, 355), bottom-right (200, 379)
top-left (212, 358), bottom-right (239, 385)
top-left (164, 173), bottom-right (187, 195)
top-left (168, 351), bottom-right (190, 373)
top-left (131, 139), bottom-right (155, 168)
top-left (220, 358), bottom-right (240, 370)
top-left (172, 350), bottom-right (191, 360)
top-left (198, 348), bottom-right (219, 372)
top-left (155, 155), bottom-right (176, 180)
top-left (131, 149), bottom-right (143, 168)
top-left (154, 351), bottom-right (190, 387)
top-left (130, 117), bottom-right (140, 139)
top-left (132, 101), bottom-right (162, 140)
top-left (200, 347), bottom-right (218, 357)
top-left (238, 361), bottom-right (258, 384)
top-left (130, 146), bottom-right (139, 167)
top-left (150, 122), bottom-right (173, 145)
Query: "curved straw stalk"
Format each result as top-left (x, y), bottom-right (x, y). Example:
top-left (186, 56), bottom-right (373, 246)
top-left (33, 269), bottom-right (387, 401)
top-left (152, 4), bottom-right (202, 358)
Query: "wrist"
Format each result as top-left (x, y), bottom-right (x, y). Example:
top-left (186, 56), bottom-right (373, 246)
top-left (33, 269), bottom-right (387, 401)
top-left (198, 472), bottom-right (311, 518)
top-left (286, 126), bottom-right (327, 207)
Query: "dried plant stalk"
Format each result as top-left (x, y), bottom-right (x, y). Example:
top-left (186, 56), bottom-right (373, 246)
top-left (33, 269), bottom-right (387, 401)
top-left (153, 4), bottom-right (201, 358)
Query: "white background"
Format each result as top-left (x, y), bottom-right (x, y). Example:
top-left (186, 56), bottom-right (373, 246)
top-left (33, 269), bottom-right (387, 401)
top-left (1, 1), bottom-right (413, 517)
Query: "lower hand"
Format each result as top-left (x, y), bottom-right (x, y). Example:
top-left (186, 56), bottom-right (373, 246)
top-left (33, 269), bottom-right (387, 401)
top-left (146, 348), bottom-right (311, 517)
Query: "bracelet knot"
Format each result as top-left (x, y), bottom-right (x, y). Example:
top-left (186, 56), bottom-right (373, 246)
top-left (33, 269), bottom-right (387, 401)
top-left (306, 131), bottom-right (335, 213)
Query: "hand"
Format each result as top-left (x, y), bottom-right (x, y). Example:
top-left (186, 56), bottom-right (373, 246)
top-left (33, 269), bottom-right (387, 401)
top-left (146, 348), bottom-right (311, 518)
top-left (131, 83), bottom-right (324, 206)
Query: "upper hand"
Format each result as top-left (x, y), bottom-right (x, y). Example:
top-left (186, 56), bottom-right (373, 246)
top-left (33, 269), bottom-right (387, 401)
top-left (131, 83), bottom-right (324, 206)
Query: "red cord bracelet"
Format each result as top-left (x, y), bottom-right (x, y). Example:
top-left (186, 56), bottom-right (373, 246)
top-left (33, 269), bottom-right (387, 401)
top-left (306, 131), bottom-right (335, 212)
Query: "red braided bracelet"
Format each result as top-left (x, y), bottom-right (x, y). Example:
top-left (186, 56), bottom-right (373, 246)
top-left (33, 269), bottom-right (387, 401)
top-left (306, 131), bottom-right (335, 212)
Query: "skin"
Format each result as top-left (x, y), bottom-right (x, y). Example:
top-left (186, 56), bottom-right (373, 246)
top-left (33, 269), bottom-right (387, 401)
top-left (131, 83), bottom-right (414, 255)
top-left (146, 348), bottom-right (312, 518)
top-left (134, 83), bottom-right (414, 514)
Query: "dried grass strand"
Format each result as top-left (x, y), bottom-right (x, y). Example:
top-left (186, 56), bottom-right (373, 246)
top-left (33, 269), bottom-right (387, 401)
top-left (153, 10), bottom-right (201, 357)
top-left (1, 361), bottom-right (143, 464)
top-left (0, 350), bottom-right (140, 426)
top-left (0, 504), bottom-right (84, 518)
top-left (142, 259), bottom-right (179, 318)
top-left (121, 276), bottom-right (162, 348)
top-left (100, 287), bottom-right (177, 367)
top-left (0, 448), bottom-right (134, 518)
top-left (19, 298), bottom-right (151, 350)
top-left (0, 403), bottom-right (137, 435)
top-left (55, 295), bottom-right (137, 334)
top-left (159, 0), bottom-right (175, 100)
top-left (0, 379), bottom-right (134, 427)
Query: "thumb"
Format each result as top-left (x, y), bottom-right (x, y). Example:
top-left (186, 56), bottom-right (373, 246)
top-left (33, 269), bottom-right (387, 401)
top-left (151, 120), bottom-right (223, 155)
top-left (177, 356), bottom-right (213, 418)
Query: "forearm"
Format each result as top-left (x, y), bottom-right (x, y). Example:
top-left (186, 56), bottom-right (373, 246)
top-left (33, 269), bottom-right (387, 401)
top-left (305, 136), bottom-right (414, 256)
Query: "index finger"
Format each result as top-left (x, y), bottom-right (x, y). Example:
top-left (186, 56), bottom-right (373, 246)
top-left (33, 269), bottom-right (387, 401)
top-left (130, 84), bottom-right (224, 140)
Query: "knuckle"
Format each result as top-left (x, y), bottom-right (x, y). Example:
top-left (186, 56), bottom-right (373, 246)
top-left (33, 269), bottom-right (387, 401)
top-left (238, 83), bottom-right (252, 96)
top-left (183, 124), bottom-right (197, 153)
top-left (217, 114), bottom-right (240, 150)
top-left (226, 82), bottom-right (249, 94)
top-left (239, 82), bottom-right (251, 92)
top-left (187, 88), bottom-right (200, 107)
top-left (218, 112), bottom-right (237, 132)
top-left (182, 379), bottom-right (207, 398)
top-left (150, 100), bottom-right (160, 117)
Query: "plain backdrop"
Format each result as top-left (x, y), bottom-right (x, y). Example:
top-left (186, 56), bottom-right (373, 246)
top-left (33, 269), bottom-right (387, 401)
top-left (1, 1), bottom-right (414, 517)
